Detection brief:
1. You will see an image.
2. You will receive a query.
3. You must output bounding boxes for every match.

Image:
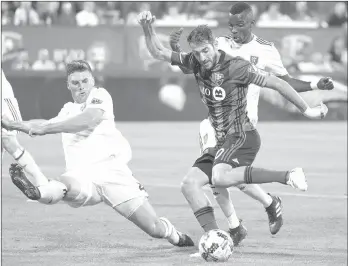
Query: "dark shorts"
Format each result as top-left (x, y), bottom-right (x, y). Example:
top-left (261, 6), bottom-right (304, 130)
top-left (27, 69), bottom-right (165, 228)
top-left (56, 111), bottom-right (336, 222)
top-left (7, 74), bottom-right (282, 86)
top-left (192, 129), bottom-right (261, 184)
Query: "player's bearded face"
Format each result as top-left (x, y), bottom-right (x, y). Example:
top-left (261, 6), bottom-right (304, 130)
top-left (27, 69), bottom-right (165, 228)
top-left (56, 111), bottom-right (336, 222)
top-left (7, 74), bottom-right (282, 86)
top-left (228, 12), bottom-right (254, 44)
top-left (67, 71), bottom-right (95, 103)
top-left (189, 41), bottom-right (218, 70)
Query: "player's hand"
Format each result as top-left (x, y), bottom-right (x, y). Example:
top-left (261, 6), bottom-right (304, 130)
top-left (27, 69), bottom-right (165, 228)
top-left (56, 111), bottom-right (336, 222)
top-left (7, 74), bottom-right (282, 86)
top-left (317, 77), bottom-right (334, 90)
top-left (304, 102), bottom-right (328, 119)
top-left (137, 11), bottom-right (156, 27)
top-left (1, 116), bottom-right (14, 131)
top-left (29, 126), bottom-right (46, 137)
top-left (170, 28), bottom-right (184, 51)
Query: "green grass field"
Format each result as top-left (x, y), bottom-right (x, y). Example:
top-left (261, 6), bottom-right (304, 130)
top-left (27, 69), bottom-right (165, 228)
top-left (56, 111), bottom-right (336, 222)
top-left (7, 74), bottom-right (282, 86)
top-left (1, 122), bottom-right (347, 266)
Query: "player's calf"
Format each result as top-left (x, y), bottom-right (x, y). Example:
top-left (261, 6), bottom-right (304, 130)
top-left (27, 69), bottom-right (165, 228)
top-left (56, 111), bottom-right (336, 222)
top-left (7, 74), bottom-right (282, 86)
top-left (125, 198), bottom-right (194, 247)
top-left (181, 167), bottom-right (219, 232)
top-left (212, 164), bottom-right (308, 191)
top-left (3, 135), bottom-right (48, 186)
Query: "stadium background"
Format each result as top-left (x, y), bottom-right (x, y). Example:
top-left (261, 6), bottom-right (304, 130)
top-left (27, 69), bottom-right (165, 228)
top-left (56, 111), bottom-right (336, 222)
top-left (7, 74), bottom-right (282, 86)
top-left (1, 1), bottom-right (347, 121)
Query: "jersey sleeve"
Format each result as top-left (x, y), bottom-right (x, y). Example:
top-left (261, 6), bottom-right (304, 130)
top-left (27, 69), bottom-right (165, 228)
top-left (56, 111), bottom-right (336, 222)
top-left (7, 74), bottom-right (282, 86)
top-left (264, 45), bottom-right (288, 76)
top-left (171, 51), bottom-right (196, 72)
top-left (231, 59), bottom-right (267, 87)
top-left (85, 88), bottom-right (113, 113)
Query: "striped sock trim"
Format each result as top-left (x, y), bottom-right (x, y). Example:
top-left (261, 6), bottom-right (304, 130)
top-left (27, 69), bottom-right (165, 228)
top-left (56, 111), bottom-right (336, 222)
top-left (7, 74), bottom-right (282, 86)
top-left (244, 166), bottom-right (253, 184)
top-left (14, 149), bottom-right (25, 161)
top-left (194, 206), bottom-right (214, 218)
top-left (159, 217), bottom-right (173, 238)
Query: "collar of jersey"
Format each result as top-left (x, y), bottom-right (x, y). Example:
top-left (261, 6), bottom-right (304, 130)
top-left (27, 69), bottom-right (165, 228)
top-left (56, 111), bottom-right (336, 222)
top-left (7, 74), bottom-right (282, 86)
top-left (211, 50), bottom-right (226, 71)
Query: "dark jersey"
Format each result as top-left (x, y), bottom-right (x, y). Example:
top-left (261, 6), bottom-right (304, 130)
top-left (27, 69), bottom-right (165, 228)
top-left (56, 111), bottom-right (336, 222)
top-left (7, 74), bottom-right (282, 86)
top-left (171, 50), bottom-right (267, 143)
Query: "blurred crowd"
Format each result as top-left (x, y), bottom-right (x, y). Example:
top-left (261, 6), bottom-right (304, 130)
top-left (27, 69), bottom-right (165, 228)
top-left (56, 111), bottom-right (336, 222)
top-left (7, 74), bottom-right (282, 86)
top-left (2, 1), bottom-right (347, 73)
top-left (1, 1), bottom-right (347, 27)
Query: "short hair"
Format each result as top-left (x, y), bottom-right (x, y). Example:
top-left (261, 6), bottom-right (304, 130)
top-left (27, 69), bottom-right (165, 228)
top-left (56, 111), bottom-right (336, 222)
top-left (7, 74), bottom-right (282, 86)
top-left (66, 60), bottom-right (92, 77)
top-left (187, 25), bottom-right (214, 45)
top-left (229, 2), bottom-right (252, 15)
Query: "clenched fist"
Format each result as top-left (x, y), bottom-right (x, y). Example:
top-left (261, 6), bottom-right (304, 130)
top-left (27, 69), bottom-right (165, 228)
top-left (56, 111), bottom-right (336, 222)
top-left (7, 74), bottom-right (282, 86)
top-left (137, 11), bottom-right (156, 26)
top-left (317, 77), bottom-right (334, 90)
top-left (169, 28), bottom-right (184, 51)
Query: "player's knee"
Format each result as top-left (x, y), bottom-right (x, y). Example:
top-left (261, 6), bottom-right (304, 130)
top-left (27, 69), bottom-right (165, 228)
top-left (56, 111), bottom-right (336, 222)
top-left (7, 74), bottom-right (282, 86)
top-left (38, 181), bottom-right (67, 205)
top-left (212, 163), bottom-right (238, 187)
top-left (146, 219), bottom-right (165, 239)
top-left (181, 170), bottom-right (203, 195)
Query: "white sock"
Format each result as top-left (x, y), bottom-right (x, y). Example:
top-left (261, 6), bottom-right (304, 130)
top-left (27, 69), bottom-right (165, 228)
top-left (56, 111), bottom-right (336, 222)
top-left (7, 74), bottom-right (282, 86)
top-left (227, 212), bottom-right (240, 229)
top-left (37, 180), bottom-right (67, 205)
top-left (15, 149), bottom-right (48, 186)
top-left (159, 217), bottom-right (180, 245)
top-left (212, 186), bottom-right (240, 229)
top-left (263, 195), bottom-right (273, 208)
top-left (238, 184), bottom-right (273, 208)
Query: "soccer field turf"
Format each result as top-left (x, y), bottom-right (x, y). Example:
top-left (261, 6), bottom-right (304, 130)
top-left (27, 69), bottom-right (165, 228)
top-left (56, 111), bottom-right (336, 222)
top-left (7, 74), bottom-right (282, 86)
top-left (1, 122), bottom-right (347, 266)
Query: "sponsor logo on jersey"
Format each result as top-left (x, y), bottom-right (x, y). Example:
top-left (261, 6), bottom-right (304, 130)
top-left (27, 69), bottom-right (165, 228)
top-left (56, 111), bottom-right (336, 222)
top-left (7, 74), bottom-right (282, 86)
top-left (250, 56), bottom-right (259, 65)
top-left (213, 87), bottom-right (226, 101)
top-left (91, 98), bottom-right (103, 104)
top-left (212, 72), bottom-right (224, 86)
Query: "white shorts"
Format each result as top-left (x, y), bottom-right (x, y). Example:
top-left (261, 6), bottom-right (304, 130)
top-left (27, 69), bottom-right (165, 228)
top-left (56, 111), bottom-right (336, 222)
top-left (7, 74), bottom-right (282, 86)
top-left (58, 161), bottom-right (149, 217)
top-left (2, 97), bottom-right (22, 136)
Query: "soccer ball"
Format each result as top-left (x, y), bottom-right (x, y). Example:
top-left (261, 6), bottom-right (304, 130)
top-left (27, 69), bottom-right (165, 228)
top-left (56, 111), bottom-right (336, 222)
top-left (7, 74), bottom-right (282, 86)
top-left (198, 229), bottom-right (234, 262)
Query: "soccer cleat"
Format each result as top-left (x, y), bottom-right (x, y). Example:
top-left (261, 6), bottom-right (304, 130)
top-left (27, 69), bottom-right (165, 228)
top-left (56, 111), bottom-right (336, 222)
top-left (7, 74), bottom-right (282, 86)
top-left (9, 163), bottom-right (41, 200)
top-left (286, 168), bottom-right (308, 191)
top-left (174, 232), bottom-right (195, 247)
top-left (265, 194), bottom-right (283, 235)
top-left (228, 220), bottom-right (247, 246)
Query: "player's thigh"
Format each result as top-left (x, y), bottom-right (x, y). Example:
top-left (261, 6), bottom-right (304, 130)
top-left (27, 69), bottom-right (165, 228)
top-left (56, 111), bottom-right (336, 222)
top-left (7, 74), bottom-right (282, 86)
top-left (187, 148), bottom-right (216, 186)
top-left (95, 169), bottom-right (149, 217)
top-left (58, 174), bottom-right (103, 208)
top-left (213, 129), bottom-right (261, 169)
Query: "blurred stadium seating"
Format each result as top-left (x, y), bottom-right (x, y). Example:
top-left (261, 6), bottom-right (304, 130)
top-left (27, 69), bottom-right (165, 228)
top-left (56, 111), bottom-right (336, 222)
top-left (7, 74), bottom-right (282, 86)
top-left (1, 1), bottom-right (347, 121)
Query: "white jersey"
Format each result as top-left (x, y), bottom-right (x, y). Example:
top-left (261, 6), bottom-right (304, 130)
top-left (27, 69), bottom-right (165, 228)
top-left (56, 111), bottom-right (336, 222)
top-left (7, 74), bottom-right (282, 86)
top-left (49, 87), bottom-right (131, 172)
top-left (217, 34), bottom-right (288, 125)
top-left (2, 70), bottom-right (15, 99)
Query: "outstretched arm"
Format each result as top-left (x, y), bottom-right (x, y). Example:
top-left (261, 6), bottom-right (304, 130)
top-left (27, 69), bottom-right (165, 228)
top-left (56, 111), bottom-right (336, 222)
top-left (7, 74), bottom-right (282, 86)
top-left (264, 44), bottom-right (334, 92)
top-left (261, 75), bottom-right (328, 119)
top-left (2, 109), bottom-right (104, 136)
top-left (234, 60), bottom-right (328, 119)
top-left (138, 11), bottom-right (172, 63)
top-left (1, 118), bottom-right (48, 134)
top-left (30, 108), bottom-right (104, 136)
top-left (279, 75), bottom-right (334, 92)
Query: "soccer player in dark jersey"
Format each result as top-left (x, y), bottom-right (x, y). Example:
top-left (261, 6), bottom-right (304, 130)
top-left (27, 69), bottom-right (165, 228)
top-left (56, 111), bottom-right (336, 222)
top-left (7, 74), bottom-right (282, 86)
top-left (168, 2), bottom-right (334, 243)
top-left (137, 10), bottom-right (328, 246)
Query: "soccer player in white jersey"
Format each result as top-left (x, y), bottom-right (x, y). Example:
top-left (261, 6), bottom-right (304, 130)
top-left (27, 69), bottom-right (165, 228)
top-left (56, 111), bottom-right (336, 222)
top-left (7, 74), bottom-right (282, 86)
top-left (2, 60), bottom-right (194, 247)
top-left (1, 69), bottom-right (49, 188)
top-left (169, 2), bottom-right (334, 244)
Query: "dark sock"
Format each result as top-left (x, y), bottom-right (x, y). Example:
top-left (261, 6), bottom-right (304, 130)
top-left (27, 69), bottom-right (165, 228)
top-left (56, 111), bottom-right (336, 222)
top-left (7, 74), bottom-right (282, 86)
top-left (194, 206), bottom-right (219, 232)
top-left (244, 166), bottom-right (289, 185)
